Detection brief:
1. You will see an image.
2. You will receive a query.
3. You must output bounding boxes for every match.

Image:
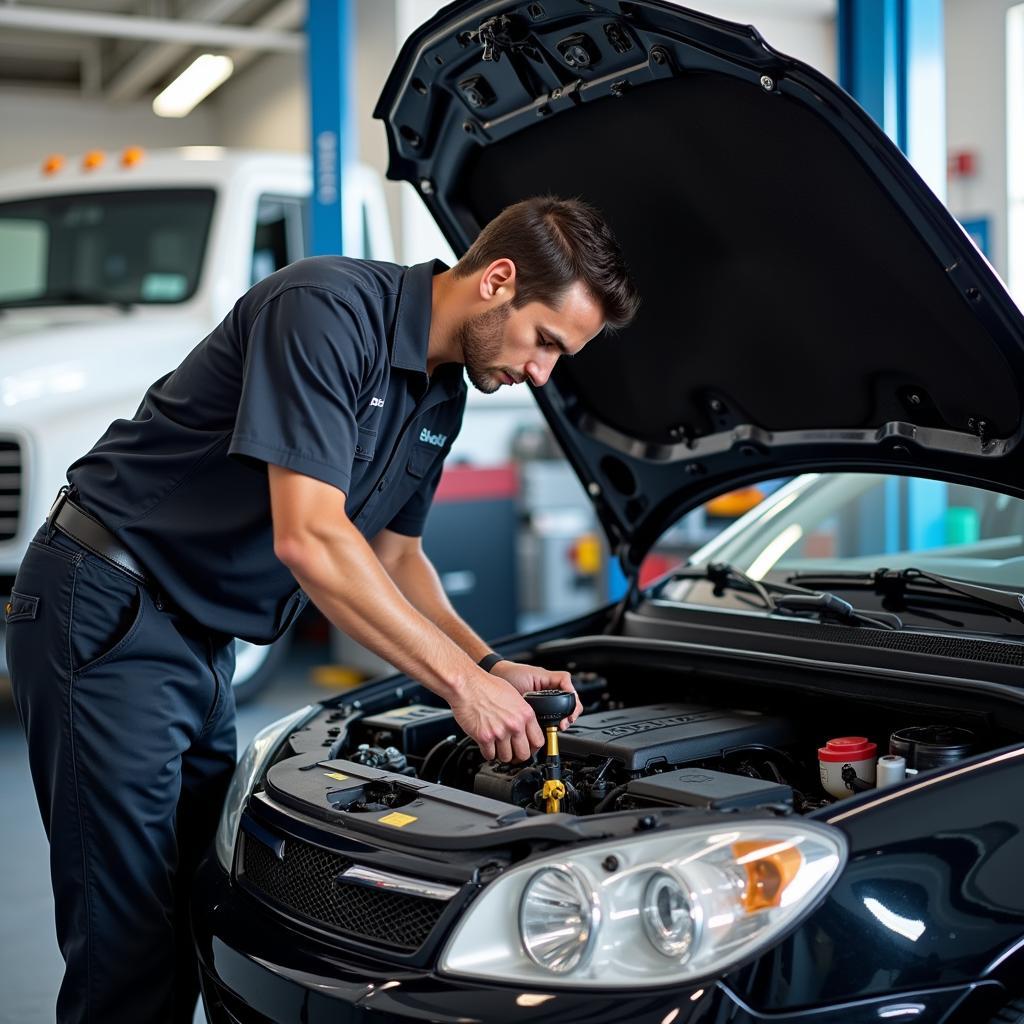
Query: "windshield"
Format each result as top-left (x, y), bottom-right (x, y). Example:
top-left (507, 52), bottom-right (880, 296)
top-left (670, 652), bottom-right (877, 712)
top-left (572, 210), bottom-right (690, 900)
top-left (676, 473), bottom-right (1024, 589)
top-left (0, 189), bottom-right (215, 307)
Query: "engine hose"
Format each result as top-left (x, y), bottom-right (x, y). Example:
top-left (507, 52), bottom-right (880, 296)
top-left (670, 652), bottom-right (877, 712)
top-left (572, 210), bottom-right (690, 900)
top-left (437, 736), bottom-right (477, 786)
top-left (420, 735), bottom-right (458, 782)
top-left (594, 783), bottom-right (630, 814)
top-left (841, 763), bottom-right (874, 793)
top-left (326, 711), bottom-right (364, 760)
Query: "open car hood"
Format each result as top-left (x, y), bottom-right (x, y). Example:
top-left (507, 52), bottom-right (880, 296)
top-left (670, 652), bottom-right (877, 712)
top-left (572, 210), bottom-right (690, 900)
top-left (376, 0), bottom-right (1024, 572)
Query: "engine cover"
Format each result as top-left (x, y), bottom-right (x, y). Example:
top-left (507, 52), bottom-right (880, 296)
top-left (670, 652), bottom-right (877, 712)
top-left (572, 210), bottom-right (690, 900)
top-left (560, 703), bottom-right (793, 771)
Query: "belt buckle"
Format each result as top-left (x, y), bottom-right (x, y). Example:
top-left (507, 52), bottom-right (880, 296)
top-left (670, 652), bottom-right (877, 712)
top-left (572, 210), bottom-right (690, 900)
top-left (46, 485), bottom-right (70, 526)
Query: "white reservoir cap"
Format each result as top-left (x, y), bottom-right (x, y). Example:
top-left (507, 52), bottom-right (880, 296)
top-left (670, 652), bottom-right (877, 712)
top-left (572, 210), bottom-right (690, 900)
top-left (877, 754), bottom-right (906, 787)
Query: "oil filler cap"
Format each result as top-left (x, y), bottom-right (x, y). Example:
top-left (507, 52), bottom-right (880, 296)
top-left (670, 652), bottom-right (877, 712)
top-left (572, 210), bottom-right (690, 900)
top-left (524, 689), bottom-right (576, 726)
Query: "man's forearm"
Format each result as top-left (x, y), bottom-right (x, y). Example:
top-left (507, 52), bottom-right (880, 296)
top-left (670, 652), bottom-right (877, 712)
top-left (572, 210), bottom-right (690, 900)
top-left (279, 523), bottom-right (477, 702)
top-left (268, 465), bottom-right (545, 763)
top-left (383, 547), bottom-right (495, 663)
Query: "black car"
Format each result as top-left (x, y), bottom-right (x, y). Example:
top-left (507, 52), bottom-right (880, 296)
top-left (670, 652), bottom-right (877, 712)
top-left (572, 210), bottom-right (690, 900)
top-left (192, 2), bottom-right (1024, 1021)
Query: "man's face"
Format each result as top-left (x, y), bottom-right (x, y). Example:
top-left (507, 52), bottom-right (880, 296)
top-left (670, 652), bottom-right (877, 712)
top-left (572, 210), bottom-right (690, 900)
top-left (457, 279), bottom-right (606, 395)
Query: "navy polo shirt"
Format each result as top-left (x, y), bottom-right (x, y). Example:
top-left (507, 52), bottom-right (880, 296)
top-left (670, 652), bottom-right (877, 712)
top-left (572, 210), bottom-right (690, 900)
top-left (67, 257), bottom-right (467, 643)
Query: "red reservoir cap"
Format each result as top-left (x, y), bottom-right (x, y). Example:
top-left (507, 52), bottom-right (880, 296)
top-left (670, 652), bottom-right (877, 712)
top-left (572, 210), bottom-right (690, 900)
top-left (818, 736), bottom-right (877, 762)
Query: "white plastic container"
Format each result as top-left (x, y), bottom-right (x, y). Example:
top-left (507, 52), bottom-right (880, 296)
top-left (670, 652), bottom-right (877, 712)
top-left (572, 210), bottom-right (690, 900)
top-left (876, 754), bottom-right (907, 787)
top-left (818, 736), bottom-right (878, 798)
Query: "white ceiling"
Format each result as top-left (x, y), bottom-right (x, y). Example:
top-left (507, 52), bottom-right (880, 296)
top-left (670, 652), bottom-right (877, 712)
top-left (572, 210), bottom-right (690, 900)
top-left (0, 0), bottom-right (305, 98)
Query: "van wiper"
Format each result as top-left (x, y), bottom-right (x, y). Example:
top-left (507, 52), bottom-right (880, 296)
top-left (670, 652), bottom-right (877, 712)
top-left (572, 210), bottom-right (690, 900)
top-left (671, 562), bottom-right (901, 629)
top-left (788, 567), bottom-right (1024, 624)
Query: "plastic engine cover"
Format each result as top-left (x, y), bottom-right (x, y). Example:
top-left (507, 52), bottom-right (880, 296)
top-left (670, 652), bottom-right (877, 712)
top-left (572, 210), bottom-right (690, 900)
top-left (559, 703), bottom-right (793, 771)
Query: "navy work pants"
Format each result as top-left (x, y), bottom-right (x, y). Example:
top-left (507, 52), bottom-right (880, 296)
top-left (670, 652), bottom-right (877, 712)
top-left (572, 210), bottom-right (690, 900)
top-left (7, 525), bottom-right (237, 1023)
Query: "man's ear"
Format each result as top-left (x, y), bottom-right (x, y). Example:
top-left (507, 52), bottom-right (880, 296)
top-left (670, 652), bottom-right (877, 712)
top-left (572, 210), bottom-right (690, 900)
top-left (479, 258), bottom-right (517, 302)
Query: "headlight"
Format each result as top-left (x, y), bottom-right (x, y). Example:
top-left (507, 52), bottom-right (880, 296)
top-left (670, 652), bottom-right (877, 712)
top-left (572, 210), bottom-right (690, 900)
top-left (642, 871), bottom-right (698, 959)
top-left (440, 820), bottom-right (845, 988)
top-left (214, 705), bottom-right (315, 873)
top-left (519, 867), bottom-right (597, 973)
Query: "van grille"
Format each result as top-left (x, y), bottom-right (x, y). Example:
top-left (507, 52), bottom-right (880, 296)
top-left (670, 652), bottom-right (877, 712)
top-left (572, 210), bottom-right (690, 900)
top-left (0, 440), bottom-right (22, 542)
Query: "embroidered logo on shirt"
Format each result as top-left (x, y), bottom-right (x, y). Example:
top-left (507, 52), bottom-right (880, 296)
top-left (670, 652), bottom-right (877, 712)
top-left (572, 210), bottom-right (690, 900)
top-left (420, 428), bottom-right (448, 447)
top-left (369, 396), bottom-right (385, 408)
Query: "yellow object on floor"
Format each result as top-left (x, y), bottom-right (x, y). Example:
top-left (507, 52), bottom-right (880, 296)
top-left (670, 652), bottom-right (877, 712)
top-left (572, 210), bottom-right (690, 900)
top-left (310, 664), bottom-right (368, 690)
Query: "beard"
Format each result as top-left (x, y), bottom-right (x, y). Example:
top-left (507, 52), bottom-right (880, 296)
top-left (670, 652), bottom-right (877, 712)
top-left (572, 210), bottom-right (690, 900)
top-left (455, 302), bottom-right (512, 394)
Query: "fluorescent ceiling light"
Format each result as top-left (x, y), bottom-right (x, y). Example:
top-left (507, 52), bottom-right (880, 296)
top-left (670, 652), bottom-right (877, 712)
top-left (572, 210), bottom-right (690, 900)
top-left (153, 54), bottom-right (233, 118)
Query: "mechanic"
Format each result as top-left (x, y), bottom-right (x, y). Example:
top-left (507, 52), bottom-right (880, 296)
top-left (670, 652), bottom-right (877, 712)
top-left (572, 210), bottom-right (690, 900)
top-left (6, 195), bottom-right (639, 1023)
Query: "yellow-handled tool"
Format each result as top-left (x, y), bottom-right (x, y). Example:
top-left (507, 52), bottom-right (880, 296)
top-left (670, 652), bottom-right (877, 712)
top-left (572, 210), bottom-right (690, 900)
top-left (524, 689), bottom-right (576, 813)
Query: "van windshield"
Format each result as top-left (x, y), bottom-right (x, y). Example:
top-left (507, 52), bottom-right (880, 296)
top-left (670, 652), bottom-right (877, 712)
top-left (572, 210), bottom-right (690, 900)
top-left (0, 188), bottom-right (215, 307)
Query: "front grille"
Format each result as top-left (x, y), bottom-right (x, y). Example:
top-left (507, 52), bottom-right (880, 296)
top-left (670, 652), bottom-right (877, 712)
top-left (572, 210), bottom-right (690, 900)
top-left (0, 440), bottom-right (21, 541)
top-left (240, 835), bottom-right (450, 951)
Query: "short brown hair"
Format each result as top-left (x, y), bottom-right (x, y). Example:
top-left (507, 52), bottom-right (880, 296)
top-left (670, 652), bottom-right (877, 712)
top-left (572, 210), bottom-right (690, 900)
top-left (453, 196), bottom-right (639, 330)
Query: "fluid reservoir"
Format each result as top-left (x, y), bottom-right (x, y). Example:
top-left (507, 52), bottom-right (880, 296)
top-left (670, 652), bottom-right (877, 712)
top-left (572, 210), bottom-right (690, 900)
top-left (818, 736), bottom-right (877, 798)
top-left (889, 725), bottom-right (974, 771)
top-left (876, 754), bottom-right (906, 787)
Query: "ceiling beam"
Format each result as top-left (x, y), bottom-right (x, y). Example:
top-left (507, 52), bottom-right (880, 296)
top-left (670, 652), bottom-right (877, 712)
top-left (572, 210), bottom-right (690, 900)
top-left (0, 5), bottom-right (304, 52)
top-left (223, 0), bottom-right (305, 77)
top-left (105, 0), bottom-right (252, 101)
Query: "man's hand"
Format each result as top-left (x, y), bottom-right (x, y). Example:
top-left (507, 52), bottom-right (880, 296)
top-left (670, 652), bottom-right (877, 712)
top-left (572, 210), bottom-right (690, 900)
top-left (448, 671), bottom-right (546, 763)
top-left (488, 661), bottom-right (582, 731)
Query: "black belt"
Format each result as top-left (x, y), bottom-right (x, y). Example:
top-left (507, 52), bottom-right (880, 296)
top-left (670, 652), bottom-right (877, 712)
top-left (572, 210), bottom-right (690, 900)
top-left (47, 489), bottom-right (151, 587)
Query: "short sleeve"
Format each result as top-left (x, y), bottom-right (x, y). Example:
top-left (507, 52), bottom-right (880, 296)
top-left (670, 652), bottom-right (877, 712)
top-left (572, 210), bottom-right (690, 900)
top-left (228, 287), bottom-right (371, 493)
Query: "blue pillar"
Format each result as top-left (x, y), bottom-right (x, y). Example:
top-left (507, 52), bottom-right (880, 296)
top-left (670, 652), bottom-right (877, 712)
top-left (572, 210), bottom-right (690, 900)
top-left (907, 478), bottom-right (947, 551)
top-left (838, 0), bottom-right (946, 201)
top-left (307, 0), bottom-right (354, 256)
top-left (884, 476), bottom-right (902, 553)
top-left (607, 556), bottom-right (629, 601)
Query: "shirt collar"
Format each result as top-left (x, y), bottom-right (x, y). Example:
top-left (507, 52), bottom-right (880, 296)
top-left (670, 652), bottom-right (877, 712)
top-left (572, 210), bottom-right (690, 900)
top-left (390, 258), bottom-right (448, 375)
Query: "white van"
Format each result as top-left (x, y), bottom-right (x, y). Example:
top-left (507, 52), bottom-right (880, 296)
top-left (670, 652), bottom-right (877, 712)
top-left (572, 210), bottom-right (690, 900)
top-left (0, 146), bottom-right (393, 699)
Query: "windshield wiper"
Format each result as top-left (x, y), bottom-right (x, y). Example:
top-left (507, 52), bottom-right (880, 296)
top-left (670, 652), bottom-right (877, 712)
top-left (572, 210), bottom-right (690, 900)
top-left (670, 562), bottom-right (901, 629)
top-left (787, 567), bottom-right (1024, 625)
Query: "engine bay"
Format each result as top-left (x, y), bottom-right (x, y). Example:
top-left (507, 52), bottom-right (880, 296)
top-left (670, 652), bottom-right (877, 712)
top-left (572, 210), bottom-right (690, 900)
top-left (315, 668), bottom-right (1007, 819)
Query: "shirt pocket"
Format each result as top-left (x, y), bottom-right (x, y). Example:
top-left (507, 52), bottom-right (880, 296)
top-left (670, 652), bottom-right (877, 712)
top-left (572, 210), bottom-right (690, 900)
top-left (405, 442), bottom-right (440, 479)
top-left (354, 426), bottom-right (377, 462)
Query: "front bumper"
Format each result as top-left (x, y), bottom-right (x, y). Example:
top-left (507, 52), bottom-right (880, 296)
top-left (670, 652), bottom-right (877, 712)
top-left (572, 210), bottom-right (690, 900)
top-left (192, 858), bottom-right (991, 1024)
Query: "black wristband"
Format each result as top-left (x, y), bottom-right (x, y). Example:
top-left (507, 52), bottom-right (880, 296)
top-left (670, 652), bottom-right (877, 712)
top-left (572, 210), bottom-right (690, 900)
top-left (478, 651), bottom-right (505, 673)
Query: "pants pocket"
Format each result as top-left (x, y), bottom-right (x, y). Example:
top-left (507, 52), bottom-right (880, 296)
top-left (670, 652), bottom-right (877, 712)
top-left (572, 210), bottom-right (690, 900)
top-left (71, 559), bottom-right (145, 676)
top-left (5, 590), bottom-right (39, 623)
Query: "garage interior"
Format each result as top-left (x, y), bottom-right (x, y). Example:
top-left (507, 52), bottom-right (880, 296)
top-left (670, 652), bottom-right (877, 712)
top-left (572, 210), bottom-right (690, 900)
top-left (1, 1), bottom-right (1022, 1022)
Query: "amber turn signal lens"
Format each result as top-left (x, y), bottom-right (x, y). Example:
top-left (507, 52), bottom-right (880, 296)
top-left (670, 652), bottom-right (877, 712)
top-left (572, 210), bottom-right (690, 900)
top-left (732, 840), bottom-right (803, 912)
top-left (82, 150), bottom-right (105, 170)
top-left (42, 154), bottom-right (65, 175)
top-left (121, 146), bottom-right (144, 167)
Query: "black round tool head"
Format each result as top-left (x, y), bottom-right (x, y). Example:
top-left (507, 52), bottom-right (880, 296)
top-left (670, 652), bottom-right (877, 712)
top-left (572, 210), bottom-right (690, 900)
top-left (524, 689), bottom-right (576, 727)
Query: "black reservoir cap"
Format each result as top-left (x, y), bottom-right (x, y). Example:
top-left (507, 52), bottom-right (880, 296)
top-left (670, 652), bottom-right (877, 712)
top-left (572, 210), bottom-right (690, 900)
top-left (525, 689), bottom-right (576, 727)
top-left (626, 767), bottom-right (793, 811)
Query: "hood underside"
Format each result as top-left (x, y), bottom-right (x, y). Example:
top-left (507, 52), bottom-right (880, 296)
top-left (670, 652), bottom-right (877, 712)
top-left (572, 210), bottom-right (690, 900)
top-left (376, 0), bottom-right (1024, 569)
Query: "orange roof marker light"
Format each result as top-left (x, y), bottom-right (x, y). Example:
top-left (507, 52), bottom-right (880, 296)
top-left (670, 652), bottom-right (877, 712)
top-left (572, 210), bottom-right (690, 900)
top-left (42, 154), bottom-right (65, 175)
top-left (121, 146), bottom-right (145, 168)
top-left (82, 150), bottom-right (105, 171)
top-left (706, 486), bottom-right (765, 519)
